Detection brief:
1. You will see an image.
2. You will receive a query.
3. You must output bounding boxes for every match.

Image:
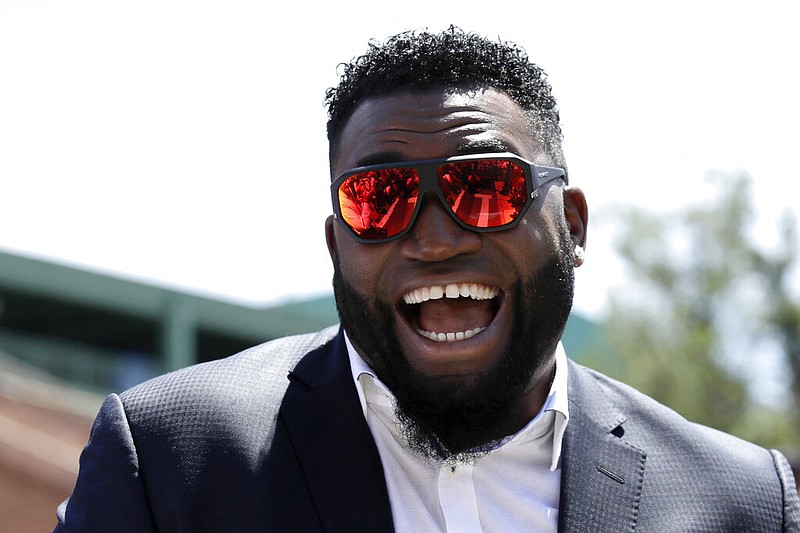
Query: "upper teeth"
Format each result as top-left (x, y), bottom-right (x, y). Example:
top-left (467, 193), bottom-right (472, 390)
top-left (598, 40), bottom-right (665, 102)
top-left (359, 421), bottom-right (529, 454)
top-left (403, 283), bottom-right (499, 305)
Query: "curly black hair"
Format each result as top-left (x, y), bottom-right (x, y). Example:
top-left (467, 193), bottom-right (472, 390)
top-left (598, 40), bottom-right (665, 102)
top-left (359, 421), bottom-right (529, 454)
top-left (324, 26), bottom-right (566, 172)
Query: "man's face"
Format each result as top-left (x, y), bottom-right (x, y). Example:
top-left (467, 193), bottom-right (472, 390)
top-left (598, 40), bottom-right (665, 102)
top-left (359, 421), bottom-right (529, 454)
top-left (325, 88), bottom-right (587, 459)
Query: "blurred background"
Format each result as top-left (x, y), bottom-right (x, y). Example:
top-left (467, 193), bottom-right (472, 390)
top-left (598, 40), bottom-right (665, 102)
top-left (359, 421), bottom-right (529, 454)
top-left (1, 0), bottom-right (798, 530)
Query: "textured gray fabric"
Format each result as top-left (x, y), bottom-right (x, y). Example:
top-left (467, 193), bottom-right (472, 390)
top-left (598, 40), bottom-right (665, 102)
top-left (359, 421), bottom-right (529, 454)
top-left (56, 326), bottom-right (340, 532)
top-left (561, 363), bottom-right (800, 532)
top-left (121, 325), bottom-right (338, 485)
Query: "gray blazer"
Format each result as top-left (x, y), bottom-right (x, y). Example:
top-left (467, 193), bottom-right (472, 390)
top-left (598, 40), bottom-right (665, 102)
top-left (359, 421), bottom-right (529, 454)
top-left (56, 326), bottom-right (800, 532)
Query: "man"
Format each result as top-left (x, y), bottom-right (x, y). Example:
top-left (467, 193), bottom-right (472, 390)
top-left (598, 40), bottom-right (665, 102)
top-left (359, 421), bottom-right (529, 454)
top-left (56, 28), bottom-right (799, 532)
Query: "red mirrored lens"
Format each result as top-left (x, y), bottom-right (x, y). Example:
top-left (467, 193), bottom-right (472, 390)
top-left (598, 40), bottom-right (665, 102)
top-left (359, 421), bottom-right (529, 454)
top-left (337, 168), bottom-right (420, 240)
top-left (438, 160), bottom-right (527, 228)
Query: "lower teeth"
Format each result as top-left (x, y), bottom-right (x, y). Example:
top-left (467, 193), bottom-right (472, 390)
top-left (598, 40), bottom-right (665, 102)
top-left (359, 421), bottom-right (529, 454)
top-left (416, 327), bottom-right (486, 342)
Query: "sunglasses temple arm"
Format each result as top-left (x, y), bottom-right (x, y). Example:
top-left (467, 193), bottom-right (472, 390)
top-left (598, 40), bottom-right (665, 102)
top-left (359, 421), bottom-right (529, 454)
top-left (533, 165), bottom-right (566, 187)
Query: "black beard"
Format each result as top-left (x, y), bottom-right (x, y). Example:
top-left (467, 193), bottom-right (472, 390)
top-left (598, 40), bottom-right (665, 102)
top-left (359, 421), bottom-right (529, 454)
top-left (332, 231), bottom-right (575, 463)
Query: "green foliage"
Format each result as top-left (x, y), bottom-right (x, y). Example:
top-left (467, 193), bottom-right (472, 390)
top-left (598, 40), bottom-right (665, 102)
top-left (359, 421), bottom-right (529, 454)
top-left (588, 171), bottom-right (800, 450)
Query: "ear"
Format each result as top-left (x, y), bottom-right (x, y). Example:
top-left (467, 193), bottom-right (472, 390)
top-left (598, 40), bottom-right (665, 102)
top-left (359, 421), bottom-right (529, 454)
top-left (563, 186), bottom-right (588, 266)
top-left (325, 215), bottom-right (337, 263)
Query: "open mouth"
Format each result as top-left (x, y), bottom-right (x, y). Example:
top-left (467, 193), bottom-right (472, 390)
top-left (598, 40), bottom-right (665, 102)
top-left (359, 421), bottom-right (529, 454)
top-left (400, 283), bottom-right (502, 343)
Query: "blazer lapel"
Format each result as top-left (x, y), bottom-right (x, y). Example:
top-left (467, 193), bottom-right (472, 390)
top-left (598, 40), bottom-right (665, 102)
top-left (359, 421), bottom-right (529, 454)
top-left (559, 361), bottom-right (646, 533)
top-left (279, 329), bottom-right (394, 532)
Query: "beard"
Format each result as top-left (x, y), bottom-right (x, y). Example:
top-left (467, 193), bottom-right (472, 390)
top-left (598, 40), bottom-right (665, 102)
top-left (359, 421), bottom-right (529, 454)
top-left (332, 227), bottom-right (575, 463)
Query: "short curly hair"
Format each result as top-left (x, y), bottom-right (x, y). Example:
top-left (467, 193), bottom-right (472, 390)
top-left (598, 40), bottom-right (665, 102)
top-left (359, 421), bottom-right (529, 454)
top-left (324, 26), bottom-right (566, 172)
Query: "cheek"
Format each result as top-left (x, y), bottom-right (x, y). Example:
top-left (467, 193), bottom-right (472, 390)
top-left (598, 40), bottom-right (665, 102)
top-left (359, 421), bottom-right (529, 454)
top-left (501, 203), bottom-right (566, 271)
top-left (504, 221), bottom-right (549, 272)
top-left (334, 234), bottom-right (392, 293)
top-left (530, 191), bottom-right (569, 242)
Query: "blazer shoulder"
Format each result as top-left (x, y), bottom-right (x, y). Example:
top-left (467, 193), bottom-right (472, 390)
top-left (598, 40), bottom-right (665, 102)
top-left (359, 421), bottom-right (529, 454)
top-left (121, 325), bottom-right (339, 408)
top-left (59, 326), bottom-right (344, 530)
top-left (114, 325), bottom-right (340, 449)
top-left (568, 361), bottom-right (800, 529)
top-left (98, 327), bottom-right (341, 496)
top-left (571, 361), bottom-right (772, 458)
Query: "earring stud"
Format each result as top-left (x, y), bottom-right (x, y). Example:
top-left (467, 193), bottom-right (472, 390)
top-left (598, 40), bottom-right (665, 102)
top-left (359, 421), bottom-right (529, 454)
top-left (574, 245), bottom-right (585, 264)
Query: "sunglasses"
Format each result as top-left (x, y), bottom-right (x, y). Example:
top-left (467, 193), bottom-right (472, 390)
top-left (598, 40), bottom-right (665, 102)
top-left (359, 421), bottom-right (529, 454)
top-left (331, 152), bottom-right (566, 243)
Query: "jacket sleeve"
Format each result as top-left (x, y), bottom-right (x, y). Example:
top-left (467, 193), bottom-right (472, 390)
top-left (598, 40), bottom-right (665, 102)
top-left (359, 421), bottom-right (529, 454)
top-left (54, 394), bottom-right (158, 532)
top-left (772, 449), bottom-right (800, 532)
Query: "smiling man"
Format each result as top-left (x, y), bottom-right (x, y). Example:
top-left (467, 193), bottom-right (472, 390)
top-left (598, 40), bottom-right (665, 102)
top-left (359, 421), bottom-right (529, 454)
top-left (56, 28), bottom-right (799, 532)
top-left (327, 87), bottom-right (582, 468)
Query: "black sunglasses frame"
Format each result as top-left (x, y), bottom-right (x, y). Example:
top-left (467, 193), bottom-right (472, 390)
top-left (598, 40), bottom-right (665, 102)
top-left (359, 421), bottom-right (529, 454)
top-left (331, 152), bottom-right (566, 244)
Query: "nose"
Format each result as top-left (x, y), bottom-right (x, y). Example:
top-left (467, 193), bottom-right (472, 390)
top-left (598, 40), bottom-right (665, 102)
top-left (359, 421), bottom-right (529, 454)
top-left (399, 194), bottom-right (482, 261)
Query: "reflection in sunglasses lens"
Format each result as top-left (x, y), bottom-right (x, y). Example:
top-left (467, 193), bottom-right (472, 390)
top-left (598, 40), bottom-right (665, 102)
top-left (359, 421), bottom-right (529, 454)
top-left (439, 160), bottom-right (527, 228)
top-left (338, 168), bottom-right (419, 240)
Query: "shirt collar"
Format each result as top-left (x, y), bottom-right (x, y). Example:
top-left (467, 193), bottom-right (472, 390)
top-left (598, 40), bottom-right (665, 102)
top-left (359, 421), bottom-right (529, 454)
top-left (344, 330), bottom-right (570, 471)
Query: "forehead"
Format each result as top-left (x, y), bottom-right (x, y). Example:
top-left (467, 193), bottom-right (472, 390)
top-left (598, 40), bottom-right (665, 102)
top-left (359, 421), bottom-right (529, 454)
top-left (332, 88), bottom-right (539, 176)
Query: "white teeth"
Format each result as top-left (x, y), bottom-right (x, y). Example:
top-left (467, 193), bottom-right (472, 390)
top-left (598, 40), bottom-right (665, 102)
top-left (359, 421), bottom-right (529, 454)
top-left (421, 287), bottom-right (430, 301)
top-left (416, 327), bottom-right (487, 342)
top-left (402, 283), bottom-right (499, 304)
top-left (401, 284), bottom-right (498, 342)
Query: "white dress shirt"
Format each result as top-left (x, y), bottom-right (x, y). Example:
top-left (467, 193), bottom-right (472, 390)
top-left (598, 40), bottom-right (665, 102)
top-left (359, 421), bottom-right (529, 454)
top-left (345, 333), bottom-right (570, 532)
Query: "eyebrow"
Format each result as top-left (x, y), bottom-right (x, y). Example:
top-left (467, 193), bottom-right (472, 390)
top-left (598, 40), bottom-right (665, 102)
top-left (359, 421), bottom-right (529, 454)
top-left (455, 139), bottom-right (518, 156)
top-left (353, 141), bottom-right (520, 169)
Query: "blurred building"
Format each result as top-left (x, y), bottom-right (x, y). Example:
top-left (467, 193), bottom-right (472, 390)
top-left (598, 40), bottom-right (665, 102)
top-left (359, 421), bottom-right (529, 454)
top-left (0, 349), bottom-right (100, 532)
top-left (0, 248), bottom-right (602, 531)
top-left (0, 250), bottom-right (342, 395)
